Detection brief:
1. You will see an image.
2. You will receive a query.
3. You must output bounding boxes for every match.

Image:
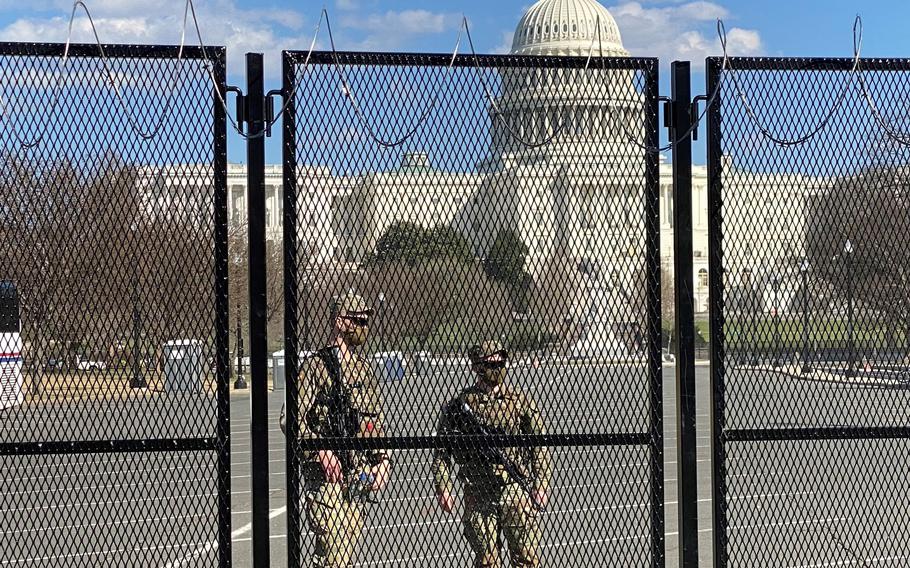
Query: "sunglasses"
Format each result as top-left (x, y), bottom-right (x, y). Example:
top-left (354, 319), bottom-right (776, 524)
top-left (342, 315), bottom-right (370, 327)
top-left (475, 360), bottom-right (506, 371)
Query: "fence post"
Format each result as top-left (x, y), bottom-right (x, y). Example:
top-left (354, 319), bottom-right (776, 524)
top-left (213, 48), bottom-right (233, 568)
top-left (246, 51), bottom-right (271, 568)
top-left (282, 50), bottom-right (303, 567)
top-left (671, 60), bottom-right (699, 568)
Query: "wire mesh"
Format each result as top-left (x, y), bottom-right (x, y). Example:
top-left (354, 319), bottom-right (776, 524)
top-left (0, 43), bottom-right (230, 567)
top-left (283, 51), bottom-right (664, 567)
top-left (707, 57), bottom-right (910, 567)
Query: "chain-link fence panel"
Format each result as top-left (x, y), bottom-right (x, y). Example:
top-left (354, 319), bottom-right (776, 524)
top-left (0, 43), bottom-right (231, 566)
top-left (707, 57), bottom-right (910, 567)
top-left (282, 51), bottom-right (664, 567)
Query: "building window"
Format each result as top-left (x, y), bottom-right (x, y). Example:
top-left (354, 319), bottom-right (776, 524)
top-left (741, 269), bottom-right (752, 286)
top-left (699, 269), bottom-right (708, 288)
top-left (582, 192), bottom-right (595, 230)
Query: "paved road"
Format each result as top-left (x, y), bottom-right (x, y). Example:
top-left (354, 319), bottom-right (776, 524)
top-left (218, 362), bottom-right (705, 568)
top-left (2, 362), bottom-right (909, 567)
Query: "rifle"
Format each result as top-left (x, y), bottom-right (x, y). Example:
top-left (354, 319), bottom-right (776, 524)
top-left (457, 401), bottom-right (545, 512)
top-left (316, 346), bottom-right (378, 503)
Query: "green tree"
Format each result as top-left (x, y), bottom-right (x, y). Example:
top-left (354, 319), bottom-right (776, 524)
top-left (484, 228), bottom-right (532, 313)
top-left (374, 221), bottom-right (473, 264)
top-left (374, 221), bottom-right (425, 264)
top-left (423, 225), bottom-right (473, 263)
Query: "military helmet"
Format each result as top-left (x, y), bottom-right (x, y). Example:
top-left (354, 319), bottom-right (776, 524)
top-left (468, 339), bottom-right (508, 364)
top-left (330, 293), bottom-right (373, 319)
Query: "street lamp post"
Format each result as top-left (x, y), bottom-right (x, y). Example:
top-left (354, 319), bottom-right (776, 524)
top-left (234, 307), bottom-right (248, 389)
top-left (130, 222), bottom-right (147, 389)
top-left (302, 262), bottom-right (312, 352)
top-left (376, 291), bottom-right (385, 354)
top-left (845, 239), bottom-right (856, 378)
top-left (750, 271), bottom-right (760, 366)
top-left (772, 273), bottom-right (781, 368)
top-left (800, 259), bottom-right (812, 374)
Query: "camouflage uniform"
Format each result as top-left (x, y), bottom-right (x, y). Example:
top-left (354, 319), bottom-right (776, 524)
top-left (432, 341), bottom-right (553, 568)
top-left (295, 294), bottom-right (387, 568)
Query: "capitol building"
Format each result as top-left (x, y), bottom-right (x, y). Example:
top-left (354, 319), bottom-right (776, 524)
top-left (144, 0), bottom-right (811, 328)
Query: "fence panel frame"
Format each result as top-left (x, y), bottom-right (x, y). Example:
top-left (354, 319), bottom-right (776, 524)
top-left (706, 54), bottom-right (910, 568)
top-left (0, 40), bottom-right (232, 568)
top-left (282, 48), bottom-right (665, 568)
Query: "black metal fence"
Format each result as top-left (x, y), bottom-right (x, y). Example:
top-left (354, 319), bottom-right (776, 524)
top-left (0, 43), bottom-right (231, 566)
top-left (707, 56), bottom-right (910, 567)
top-left (3, 38), bottom-right (910, 568)
top-left (282, 50), bottom-right (665, 567)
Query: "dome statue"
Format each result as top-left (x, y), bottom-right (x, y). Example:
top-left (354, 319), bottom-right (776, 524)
top-left (511, 0), bottom-right (629, 57)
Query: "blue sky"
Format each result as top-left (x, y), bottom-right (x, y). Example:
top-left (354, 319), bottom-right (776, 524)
top-left (0, 0), bottom-right (907, 163)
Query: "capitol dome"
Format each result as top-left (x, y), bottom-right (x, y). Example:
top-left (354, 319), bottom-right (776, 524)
top-left (511, 0), bottom-right (628, 57)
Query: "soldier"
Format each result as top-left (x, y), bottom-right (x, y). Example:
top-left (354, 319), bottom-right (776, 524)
top-left (293, 293), bottom-right (391, 568)
top-left (432, 340), bottom-right (553, 568)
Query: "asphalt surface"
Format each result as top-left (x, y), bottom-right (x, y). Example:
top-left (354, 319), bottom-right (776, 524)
top-left (2, 361), bottom-right (909, 567)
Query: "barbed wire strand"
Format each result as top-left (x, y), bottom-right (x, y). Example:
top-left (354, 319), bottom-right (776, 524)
top-left (723, 19), bottom-right (862, 147)
top-left (186, 0), bottom-right (296, 141)
top-left (262, 7), bottom-right (325, 136)
top-left (609, 18), bottom-right (728, 154)
top-left (853, 16), bottom-right (910, 147)
top-left (322, 10), bottom-right (462, 149)
top-left (0, 0), bottom-right (189, 148)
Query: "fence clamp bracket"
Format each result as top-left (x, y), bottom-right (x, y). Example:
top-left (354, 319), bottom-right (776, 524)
top-left (662, 94), bottom-right (709, 141)
top-left (690, 94), bottom-right (709, 141)
top-left (226, 86), bottom-right (247, 135)
top-left (264, 89), bottom-right (285, 138)
top-left (227, 86), bottom-right (285, 138)
top-left (660, 95), bottom-right (673, 130)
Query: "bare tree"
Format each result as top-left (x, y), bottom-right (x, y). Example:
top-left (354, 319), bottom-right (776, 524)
top-left (806, 168), bottom-right (910, 353)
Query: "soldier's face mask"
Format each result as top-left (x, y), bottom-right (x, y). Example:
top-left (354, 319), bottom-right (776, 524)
top-left (476, 359), bottom-right (506, 386)
top-left (341, 315), bottom-right (370, 347)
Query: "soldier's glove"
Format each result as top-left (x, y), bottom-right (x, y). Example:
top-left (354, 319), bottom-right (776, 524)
top-left (436, 489), bottom-right (455, 514)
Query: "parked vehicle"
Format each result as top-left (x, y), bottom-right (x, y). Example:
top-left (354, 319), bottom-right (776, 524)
top-left (0, 281), bottom-right (23, 409)
top-left (43, 358), bottom-right (66, 372)
top-left (77, 357), bottom-right (107, 371)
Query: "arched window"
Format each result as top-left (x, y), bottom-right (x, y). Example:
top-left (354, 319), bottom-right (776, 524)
top-left (699, 269), bottom-right (709, 288)
top-left (573, 23), bottom-right (577, 33)
top-left (563, 24), bottom-right (568, 33)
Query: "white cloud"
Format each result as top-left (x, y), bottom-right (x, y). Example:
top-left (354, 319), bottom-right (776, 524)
top-left (492, 30), bottom-right (514, 55)
top-left (335, 0), bottom-right (359, 11)
top-left (338, 9), bottom-right (461, 51)
top-left (608, 1), bottom-right (763, 68)
top-left (0, 1), bottom-right (316, 79)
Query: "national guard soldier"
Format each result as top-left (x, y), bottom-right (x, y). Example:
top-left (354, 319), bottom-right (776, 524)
top-left (291, 293), bottom-right (391, 568)
top-left (432, 340), bottom-right (553, 568)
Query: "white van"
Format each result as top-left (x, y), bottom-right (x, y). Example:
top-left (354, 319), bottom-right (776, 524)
top-left (0, 282), bottom-right (23, 410)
